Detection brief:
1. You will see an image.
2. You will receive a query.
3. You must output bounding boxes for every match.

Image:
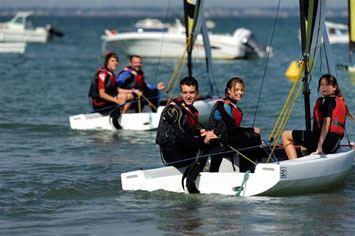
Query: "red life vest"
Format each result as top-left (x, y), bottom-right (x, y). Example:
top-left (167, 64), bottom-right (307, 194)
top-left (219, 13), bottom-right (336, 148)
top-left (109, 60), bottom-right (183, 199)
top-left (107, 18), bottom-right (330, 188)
top-left (121, 67), bottom-right (145, 89)
top-left (221, 99), bottom-right (243, 127)
top-left (169, 98), bottom-right (199, 133)
top-left (91, 67), bottom-right (117, 106)
top-left (313, 96), bottom-right (346, 136)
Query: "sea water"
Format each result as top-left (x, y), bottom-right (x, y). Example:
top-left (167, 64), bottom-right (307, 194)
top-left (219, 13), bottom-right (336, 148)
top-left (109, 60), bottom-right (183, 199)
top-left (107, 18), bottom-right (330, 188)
top-left (1, 15), bottom-right (354, 235)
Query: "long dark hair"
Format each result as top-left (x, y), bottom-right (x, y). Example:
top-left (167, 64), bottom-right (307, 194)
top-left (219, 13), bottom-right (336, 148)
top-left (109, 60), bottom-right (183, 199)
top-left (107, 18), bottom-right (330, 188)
top-left (318, 74), bottom-right (354, 120)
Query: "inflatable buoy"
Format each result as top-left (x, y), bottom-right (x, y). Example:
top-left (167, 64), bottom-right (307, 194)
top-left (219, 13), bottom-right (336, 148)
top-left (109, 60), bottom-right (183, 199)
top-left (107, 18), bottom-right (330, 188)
top-left (285, 61), bottom-right (301, 81)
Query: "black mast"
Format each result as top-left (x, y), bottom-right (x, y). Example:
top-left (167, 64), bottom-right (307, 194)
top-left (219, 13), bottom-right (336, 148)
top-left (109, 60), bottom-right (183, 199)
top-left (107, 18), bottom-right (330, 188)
top-left (183, 0), bottom-right (194, 77)
top-left (299, 0), bottom-right (315, 134)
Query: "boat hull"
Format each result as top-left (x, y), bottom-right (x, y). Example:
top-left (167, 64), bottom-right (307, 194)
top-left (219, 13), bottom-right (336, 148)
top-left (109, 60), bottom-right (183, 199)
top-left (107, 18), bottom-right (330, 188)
top-left (0, 29), bottom-right (48, 43)
top-left (103, 32), bottom-right (246, 60)
top-left (69, 97), bottom-right (219, 131)
top-left (0, 42), bottom-right (26, 53)
top-left (121, 147), bottom-right (354, 197)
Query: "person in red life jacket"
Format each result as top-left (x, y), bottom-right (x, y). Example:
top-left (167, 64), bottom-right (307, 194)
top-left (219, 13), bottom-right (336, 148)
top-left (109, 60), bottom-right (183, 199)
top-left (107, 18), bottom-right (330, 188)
top-left (88, 52), bottom-right (140, 113)
top-left (116, 55), bottom-right (165, 113)
top-left (156, 76), bottom-right (217, 168)
top-left (282, 74), bottom-right (354, 160)
top-left (208, 77), bottom-right (262, 172)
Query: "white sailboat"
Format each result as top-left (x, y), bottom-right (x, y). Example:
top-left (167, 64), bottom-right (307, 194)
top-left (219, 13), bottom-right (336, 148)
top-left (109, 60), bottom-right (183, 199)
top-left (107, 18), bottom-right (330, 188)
top-left (69, 0), bottom-right (220, 131)
top-left (121, 0), bottom-right (355, 197)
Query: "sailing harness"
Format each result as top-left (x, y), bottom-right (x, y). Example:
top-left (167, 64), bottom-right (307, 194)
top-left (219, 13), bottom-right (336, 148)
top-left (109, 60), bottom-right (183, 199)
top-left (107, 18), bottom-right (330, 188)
top-left (156, 99), bottom-right (199, 146)
top-left (313, 96), bottom-right (346, 137)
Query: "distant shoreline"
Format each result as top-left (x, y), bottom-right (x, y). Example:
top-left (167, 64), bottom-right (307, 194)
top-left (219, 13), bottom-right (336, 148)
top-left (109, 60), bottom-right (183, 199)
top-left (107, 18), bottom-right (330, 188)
top-left (0, 7), bottom-right (349, 18)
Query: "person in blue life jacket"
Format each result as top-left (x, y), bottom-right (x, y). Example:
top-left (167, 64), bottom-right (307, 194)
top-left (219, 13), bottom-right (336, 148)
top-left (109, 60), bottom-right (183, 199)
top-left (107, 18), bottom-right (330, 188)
top-left (88, 52), bottom-right (141, 114)
top-left (207, 77), bottom-right (262, 172)
top-left (116, 55), bottom-right (165, 113)
top-left (282, 74), bottom-right (354, 159)
top-left (156, 76), bottom-right (218, 168)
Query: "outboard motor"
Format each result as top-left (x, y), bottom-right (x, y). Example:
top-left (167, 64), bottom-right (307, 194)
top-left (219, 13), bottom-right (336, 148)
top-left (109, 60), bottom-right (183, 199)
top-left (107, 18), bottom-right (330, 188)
top-left (46, 24), bottom-right (64, 39)
top-left (233, 28), bottom-right (268, 58)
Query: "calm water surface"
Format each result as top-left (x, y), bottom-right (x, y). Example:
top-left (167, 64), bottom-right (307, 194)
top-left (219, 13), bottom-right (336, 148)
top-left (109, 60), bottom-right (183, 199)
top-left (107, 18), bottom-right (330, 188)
top-left (1, 15), bottom-right (354, 235)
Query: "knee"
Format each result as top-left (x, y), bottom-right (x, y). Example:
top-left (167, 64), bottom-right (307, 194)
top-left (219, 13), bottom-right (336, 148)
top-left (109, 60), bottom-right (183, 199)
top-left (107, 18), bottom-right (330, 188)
top-left (254, 127), bottom-right (260, 134)
top-left (282, 130), bottom-right (292, 142)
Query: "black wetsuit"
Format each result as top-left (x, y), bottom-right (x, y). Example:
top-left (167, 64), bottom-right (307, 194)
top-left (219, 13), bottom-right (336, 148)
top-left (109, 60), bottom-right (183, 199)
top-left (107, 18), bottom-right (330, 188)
top-left (208, 97), bottom-right (262, 172)
top-left (156, 99), bottom-right (206, 168)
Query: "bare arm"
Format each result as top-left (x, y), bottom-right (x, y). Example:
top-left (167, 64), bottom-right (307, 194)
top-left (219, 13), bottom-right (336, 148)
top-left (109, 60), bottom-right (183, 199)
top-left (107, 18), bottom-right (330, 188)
top-left (117, 87), bottom-right (142, 96)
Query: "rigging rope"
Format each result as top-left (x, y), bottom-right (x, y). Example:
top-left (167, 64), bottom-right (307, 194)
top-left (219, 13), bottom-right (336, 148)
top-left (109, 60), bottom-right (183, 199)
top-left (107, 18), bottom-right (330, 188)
top-left (236, 170), bottom-right (250, 196)
top-left (153, 0), bottom-right (172, 83)
top-left (165, 37), bottom-right (192, 94)
top-left (252, 0), bottom-right (282, 127)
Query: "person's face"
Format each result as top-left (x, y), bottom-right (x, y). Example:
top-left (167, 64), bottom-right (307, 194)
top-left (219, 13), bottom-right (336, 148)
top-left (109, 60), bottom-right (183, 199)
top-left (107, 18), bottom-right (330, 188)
top-left (228, 82), bottom-right (244, 102)
top-left (180, 85), bottom-right (198, 106)
top-left (319, 78), bottom-right (336, 97)
top-left (130, 56), bottom-right (142, 71)
top-left (107, 57), bottom-right (118, 71)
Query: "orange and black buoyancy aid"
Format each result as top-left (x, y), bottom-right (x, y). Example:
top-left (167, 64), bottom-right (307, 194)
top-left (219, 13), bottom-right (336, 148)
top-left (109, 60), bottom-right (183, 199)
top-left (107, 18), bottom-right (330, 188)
top-left (313, 96), bottom-right (346, 136)
top-left (221, 99), bottom-right (243, 127)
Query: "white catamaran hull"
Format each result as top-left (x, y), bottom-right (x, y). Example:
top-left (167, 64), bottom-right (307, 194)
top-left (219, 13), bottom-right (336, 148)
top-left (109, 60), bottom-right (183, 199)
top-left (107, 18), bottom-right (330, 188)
top-left (121, 148), bottom-right (354, 197)
top-left (69, 98), bottom-right (219, 131)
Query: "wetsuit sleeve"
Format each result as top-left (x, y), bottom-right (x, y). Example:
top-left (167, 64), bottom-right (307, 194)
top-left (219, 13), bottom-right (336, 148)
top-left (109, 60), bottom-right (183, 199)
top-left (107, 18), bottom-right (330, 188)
top-left (164, 107), bottom-right (205, 147)
top-left (116, 71), bottom-right (131, 87)
top-left (321, 97), bottom-right (336, 118)
top-left (216, 103), bottom-right (253, 134)
top-left (146, 83), bottom-right (158, 90)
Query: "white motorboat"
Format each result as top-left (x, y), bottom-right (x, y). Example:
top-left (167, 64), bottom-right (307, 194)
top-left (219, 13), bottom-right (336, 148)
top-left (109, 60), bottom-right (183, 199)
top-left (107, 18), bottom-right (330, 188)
top-left (0, 42), bottom-right (26, 53)
top-left (325, 21), bottom-right (349, 44)
top-left (0, 11), bottom-right (63, 43)
top-left (298, 21), bottom-right (349, 44)
top-left (101, 18), bottom-right (268, 60)
top-left (121, 0), bottom-right (355, 197)
top-left (69, 97), bottom-right (217, 131)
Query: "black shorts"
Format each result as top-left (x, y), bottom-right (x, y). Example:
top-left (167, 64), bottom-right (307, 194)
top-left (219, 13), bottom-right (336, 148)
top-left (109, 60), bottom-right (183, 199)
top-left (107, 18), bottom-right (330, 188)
top-left (292, 130), bottom-right (341, 154)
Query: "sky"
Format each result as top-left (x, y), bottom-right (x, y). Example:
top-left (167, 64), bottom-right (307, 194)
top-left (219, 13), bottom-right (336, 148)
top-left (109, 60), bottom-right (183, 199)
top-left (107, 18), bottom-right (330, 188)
top-left (0, 0), bottom-right (348, 9)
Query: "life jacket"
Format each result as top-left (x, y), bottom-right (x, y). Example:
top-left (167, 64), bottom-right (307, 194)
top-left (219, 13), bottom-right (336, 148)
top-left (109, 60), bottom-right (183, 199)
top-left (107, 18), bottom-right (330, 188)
top-left (313, 96), bottom-right (346, 136)
top-left (88, 67), bottom-right (117, 102)
top-left (119, 67), bottom-right (145, 90)
top-left (208, 98), bottom-right (243, 139)
top-left (156, 99), bottom-right (199, 146)
top-left (170, 98), bottom-right (199, 133)
top-left (221, 99), bottom-right (243, 127)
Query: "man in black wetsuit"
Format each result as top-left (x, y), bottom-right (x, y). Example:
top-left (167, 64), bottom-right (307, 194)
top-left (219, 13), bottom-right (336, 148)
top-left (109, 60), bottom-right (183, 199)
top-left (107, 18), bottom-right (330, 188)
top-left (156, 76), bottom-right (217, 168)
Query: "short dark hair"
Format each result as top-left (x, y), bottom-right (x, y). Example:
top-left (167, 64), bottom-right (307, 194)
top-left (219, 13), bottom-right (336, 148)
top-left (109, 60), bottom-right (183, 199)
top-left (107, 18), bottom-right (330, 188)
top-left (105, 52), bottom-right (119, 66)
top-left (130, 55), bottom-right (142, 62)
top-left (180, 76), bottom-right (198, 92)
